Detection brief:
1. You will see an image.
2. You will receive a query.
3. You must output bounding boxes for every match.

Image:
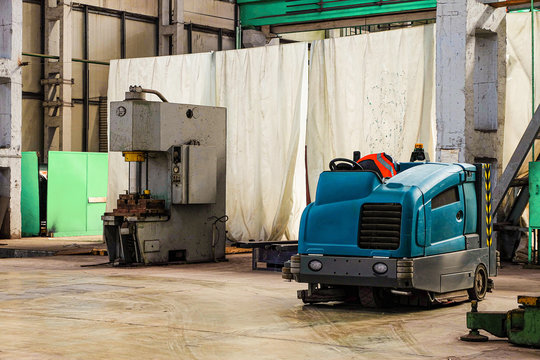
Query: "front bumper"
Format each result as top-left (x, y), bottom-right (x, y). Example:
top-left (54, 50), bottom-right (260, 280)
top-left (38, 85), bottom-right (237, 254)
top-left (290, 254), bottom-right (413, 288)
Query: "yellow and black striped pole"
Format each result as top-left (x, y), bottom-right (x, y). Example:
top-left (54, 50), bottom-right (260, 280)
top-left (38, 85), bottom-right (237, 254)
top-left (484, 164), bottom-right (492, 247)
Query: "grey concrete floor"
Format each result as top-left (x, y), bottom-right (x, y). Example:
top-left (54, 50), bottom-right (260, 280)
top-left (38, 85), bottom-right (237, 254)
top-left (0, 254), bottom-right (539, 360)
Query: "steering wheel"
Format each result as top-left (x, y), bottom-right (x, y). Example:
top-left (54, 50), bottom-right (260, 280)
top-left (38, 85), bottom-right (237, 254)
top-left (329, 158), bottom-right (363, 171)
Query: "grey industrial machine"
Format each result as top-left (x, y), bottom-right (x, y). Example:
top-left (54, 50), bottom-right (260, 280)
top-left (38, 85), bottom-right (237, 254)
top-left (102, 86), bottom-right (227, 265)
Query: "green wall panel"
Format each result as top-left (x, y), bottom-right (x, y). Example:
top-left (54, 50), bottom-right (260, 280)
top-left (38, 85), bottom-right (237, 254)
top-left (47, 151), bottom-right (108, 237)
top-left (530, 162), bottom-right (540, 228)
top-left (238, 0), bottom-right (436, 27)
top-left (21, 152), bottom-right (40, 237)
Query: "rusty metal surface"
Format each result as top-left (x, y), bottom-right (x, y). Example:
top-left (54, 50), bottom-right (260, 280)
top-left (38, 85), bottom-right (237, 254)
top-left (106, 193), bottom-right (166, 217)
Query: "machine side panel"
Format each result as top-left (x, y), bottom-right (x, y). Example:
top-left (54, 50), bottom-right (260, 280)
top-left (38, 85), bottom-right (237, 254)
top-left (412, 248), bottom-right (489, 292)
top-left (440, 272), bottom-right (472, 293)
top-left (187, 145), bottom-right (217, 204)
top-left (110, 101), bottom-right (133, 151)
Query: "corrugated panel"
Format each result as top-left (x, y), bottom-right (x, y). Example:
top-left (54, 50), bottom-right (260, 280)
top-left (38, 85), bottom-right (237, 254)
top-left (98, 96), bottom-right (108, 152)
top-left (238, 0), bottom-right (436, 26)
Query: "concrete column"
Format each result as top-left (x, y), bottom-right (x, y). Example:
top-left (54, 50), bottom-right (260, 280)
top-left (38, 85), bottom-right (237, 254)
top-left (436, 0), bottom-right (506, 176)
top-left (43, 0), bottom-right (73, 162)
top-left (158, 0), bottom-right (185, 55)
top-left (0, 0), bottom-right (22, 238)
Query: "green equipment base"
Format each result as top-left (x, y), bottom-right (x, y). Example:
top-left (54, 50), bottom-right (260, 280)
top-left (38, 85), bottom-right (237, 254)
top-left (461, 296), bottom-right (540, 347)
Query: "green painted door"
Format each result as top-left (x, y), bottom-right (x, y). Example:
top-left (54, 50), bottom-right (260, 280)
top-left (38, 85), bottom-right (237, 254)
top-left (530, 162), bottom-right (540, 228)
top-left (47, 151), bottom-right (108, 237)
top-left (21, 152), bottom-right (40, 237)
top-left (87, 153), bottom-right (109, 232)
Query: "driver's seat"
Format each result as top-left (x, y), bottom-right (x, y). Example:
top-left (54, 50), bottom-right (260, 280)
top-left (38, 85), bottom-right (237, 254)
top-left (356, 153), bottom-right (396, 178)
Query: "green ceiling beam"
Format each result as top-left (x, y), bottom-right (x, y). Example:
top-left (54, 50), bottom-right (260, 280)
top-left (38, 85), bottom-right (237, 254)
top-left (237, 0), bottom-right (437, 27)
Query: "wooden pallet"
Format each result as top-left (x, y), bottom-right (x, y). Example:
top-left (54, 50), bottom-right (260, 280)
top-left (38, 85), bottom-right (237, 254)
top-left (225, 246), bottom-right (251, 255)
top-left (91, 248), bottom-right (108, 256)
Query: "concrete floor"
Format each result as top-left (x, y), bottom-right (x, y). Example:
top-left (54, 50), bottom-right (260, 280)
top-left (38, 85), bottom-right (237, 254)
top-left (0, 236), bottom-right (105, 257)
top-left (0, 255), bottom-right (539, 359)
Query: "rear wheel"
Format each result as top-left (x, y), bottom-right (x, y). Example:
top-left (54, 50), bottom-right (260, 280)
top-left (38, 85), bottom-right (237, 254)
top-left (358, 287), bottom-right (395, 307)
top-left (358, 287), bottom-right (376, 307)
top-left (468, 264), bottom-right (488, 301)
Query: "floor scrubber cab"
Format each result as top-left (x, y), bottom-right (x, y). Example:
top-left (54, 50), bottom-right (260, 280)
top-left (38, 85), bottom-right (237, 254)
top-left (284, 146), bottom-right (497, 306)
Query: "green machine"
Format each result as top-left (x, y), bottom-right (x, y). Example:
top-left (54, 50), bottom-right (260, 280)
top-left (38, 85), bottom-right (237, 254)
top-left (461, 296), bottom-right (540, 347)
top-left (528, 162), bottom-right (540, 265)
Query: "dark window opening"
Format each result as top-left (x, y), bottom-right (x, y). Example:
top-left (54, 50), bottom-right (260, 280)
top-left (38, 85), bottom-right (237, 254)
top-left (432, 187), bottom-right (459, 209)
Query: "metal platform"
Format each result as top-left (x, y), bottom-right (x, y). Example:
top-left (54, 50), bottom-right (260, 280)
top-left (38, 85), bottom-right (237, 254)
top-left (232, 240), bottom-right (298, 271)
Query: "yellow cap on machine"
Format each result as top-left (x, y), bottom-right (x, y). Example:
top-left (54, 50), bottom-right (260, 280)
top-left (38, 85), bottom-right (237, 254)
top-left (415, 143), bottom-right (424, 149)
top-left (122, 151), bottom-right (145, 162)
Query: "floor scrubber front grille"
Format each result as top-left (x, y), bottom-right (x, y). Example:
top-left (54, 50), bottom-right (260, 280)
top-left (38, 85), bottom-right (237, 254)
top-left (358, 203), bottom-right (402, 250)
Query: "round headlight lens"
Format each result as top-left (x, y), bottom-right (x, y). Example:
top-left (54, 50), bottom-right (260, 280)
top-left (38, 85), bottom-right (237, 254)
top-left (373, 262), bottom-right (388, 274)
top-left (308, 259), bottom-right (323, 271)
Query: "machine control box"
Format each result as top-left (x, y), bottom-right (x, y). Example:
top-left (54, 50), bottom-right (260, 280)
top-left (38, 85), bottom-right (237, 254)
top-left (171, 145), bottom-right (217, 205)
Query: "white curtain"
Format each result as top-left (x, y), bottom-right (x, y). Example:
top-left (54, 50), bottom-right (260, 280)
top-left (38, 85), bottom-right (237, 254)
top-left (504, 13), bottom-right (540, 170)
top-left (215, 43), bottom-right (308, 241)
top-left (106, 53), bottom-right (216, 212)
top-left (107, 45), bottom-right (308, 242)
top-left (306, 24), bottom-right (436, 197)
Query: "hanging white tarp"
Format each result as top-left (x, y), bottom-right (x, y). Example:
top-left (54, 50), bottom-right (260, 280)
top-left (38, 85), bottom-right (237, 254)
top-left (215, 43), bottom-right (308, 241)
top-left (306, 24), bottom-right (436, 197)
top-left (504, 12), bottom-right (540, 170)
top-left (106, 44), bottom-right (308, 242)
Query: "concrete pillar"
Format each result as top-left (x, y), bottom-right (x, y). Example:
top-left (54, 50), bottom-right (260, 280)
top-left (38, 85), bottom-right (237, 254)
top-left (0, 0), bottom-right (22, 238)
top-left (158, 0), bottom-right (185, 55)
top-left (436, 0), bottom-right (506, 177)
top-left (43, 0), bottom-right (73, 162)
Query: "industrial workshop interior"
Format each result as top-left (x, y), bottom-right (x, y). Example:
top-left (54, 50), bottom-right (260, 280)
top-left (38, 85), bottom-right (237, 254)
top-left (3, 0), bottom-right (540, 358)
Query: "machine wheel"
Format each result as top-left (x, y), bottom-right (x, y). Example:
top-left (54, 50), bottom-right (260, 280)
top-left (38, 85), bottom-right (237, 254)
top-left (372, 288), bottom-right (395, 308)
top-left (468, 264), bottom-right (488, 301)
top-left (358, 287), bottom-right (376, 307)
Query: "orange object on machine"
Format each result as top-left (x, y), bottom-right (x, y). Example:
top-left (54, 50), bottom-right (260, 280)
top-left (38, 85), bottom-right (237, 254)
top-left (356, 153), bottom-right (396, 178)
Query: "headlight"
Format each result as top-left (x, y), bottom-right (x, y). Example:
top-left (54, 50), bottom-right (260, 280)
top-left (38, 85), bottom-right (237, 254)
top-left (308, 259), bottom-right (323, 271)
top-left (373, 262), bottom-right (388, 274)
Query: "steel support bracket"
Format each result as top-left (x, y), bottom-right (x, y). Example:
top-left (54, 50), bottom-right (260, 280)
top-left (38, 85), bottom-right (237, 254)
top-left (42, 100), bottom-right (73, 108)
top-left (40, 78), bottom-right (74, 85)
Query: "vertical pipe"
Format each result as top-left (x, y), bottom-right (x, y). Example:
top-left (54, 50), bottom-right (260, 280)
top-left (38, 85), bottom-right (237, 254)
top-left (234, 2), bottom-right (238, 48)
top-left (155, 19), bottom-right (159, 56)
top-left (531, 0), bottom-right (536, 265)
top-left (145, 153), bottom-right (149, 192)
top-left (187, 23), bottom-right (193, 54)
top-left (136, 161), bottom-right (142, 194)
top-left (529, 227), bottom-right (532, 263)
top-left (218, 28), bottom-right (223, 51)
top-left (40, 0), bottom-right (45, 163)
top-left (82, 5), bottom-right (89, 152)
top-left (235, 3), bottom-right (241, 49)
top-left (120, 12), bottom-right (126, 59)
top-left (532, 1), bottom-right (536, 161)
